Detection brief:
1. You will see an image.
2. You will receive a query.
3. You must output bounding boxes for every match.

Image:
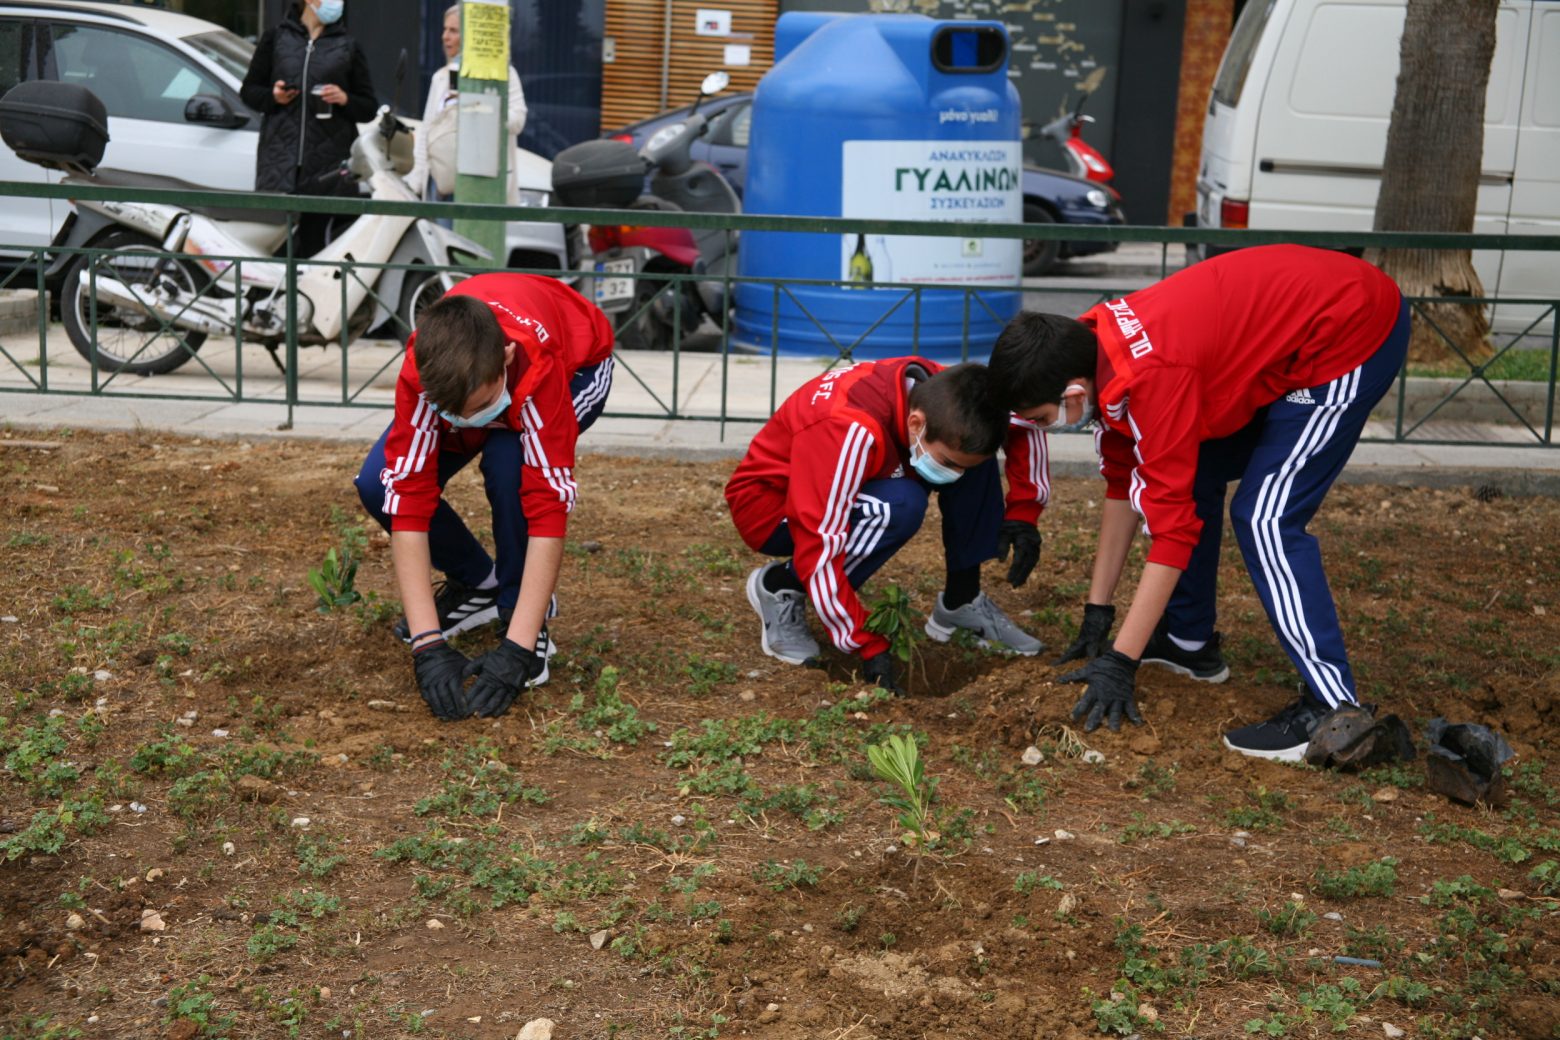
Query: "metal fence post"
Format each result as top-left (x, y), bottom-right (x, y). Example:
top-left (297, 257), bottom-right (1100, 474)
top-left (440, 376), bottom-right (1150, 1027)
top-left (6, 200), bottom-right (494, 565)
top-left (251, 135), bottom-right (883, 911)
top-left (283, 213), bottom-right (299, 431)
top-left (1546, 301), bottom-right (1559, 446)
top-left (34, 248), bottom-right (47, 392)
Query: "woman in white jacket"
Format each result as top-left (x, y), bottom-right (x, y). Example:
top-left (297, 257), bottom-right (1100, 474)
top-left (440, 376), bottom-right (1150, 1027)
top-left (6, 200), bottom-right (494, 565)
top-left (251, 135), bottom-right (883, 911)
top-left (406, 4), bottom-right (527, 204)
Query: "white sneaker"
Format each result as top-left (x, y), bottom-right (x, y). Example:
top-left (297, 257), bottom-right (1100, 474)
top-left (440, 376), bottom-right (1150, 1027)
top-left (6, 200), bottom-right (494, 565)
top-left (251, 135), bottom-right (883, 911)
top-left (745, 562), bottom-right (821, 665)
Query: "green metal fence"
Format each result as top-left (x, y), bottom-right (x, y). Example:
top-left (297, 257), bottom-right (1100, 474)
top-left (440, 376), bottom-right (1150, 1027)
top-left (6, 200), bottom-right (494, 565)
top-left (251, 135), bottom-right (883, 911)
top-left (0, 178), bottom-right (1556, 445)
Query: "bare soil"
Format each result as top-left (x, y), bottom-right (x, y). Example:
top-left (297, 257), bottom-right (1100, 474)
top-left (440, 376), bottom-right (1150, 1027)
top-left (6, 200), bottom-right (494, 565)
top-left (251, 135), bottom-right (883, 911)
top-left (1, 429), bottom-right (1558, 1040)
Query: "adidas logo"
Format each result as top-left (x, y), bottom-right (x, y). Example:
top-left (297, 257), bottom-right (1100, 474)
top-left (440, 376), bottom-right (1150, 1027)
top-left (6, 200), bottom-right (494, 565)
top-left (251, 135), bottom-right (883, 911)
top-left (447, 598), bottom-right (493, 621)
top-left (1284, 388), bottom-right (1317, 405)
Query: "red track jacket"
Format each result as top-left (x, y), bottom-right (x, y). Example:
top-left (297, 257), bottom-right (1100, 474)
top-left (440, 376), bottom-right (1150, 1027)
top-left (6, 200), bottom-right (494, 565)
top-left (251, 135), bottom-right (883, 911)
top-left (726, 357), bottom-right (1050, 659)
top-left (1087, 245), bottom-right (1402, 570)
top-left (377, 274), bottom-right (614, 539)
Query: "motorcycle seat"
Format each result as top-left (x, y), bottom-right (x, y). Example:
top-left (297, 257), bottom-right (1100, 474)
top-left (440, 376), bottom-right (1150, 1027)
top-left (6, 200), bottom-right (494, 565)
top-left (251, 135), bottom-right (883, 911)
top-left (88, 168), bottom-right (292, 226)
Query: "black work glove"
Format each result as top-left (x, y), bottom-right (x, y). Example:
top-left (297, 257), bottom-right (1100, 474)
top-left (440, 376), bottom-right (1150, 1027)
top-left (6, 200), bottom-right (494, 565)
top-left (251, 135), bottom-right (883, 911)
top-left (1053, 603), bottom-right (1116, 667)
top-left (463, 637), bottom-right (545, 718)
top-left (412, 639), bottom-right (471, 721)
top-left (995, 520), bottom-right (1042, 587)
top-left (1059, 648), bottom-right (1143, 733)
top-left (861, 651), bottom-right (905, 697)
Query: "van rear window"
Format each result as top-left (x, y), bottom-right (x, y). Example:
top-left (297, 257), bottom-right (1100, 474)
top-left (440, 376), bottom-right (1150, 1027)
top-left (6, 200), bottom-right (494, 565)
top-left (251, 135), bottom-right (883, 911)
top-left (1212, 0), bottom-right (1278, 109)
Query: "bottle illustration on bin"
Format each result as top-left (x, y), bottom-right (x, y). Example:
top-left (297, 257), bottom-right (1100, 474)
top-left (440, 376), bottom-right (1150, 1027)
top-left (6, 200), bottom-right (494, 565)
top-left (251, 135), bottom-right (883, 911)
top-left (848, 233), bottom-right (873, 286)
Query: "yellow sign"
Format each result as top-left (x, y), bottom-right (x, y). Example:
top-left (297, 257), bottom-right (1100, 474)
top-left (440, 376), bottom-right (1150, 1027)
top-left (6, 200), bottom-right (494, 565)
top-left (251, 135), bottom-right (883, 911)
top-left (461, 1), bottom-right (511, 82)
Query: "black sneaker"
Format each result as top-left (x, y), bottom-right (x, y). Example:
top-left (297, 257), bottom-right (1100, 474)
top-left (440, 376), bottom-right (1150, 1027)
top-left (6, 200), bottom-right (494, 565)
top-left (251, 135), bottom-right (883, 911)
top-left (1222, 693), bottom-right (1331, 762)
top-left (392, 577), bottom-right (499, 643)
top-left (1141, 626), bottom-right (1230, 683)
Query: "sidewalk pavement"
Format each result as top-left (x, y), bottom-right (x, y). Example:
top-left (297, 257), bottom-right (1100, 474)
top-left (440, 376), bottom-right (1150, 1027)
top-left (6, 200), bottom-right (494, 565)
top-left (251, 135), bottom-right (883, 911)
top-left (3, 300), bottom-right (1558, 495)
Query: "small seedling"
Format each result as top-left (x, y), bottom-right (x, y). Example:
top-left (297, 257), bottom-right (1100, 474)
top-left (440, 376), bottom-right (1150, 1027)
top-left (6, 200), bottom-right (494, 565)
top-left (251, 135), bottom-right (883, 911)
top-left (306, 546), bottom-right (360, 612)
top-left (863, 584), bottom-right (925, 689)
top-left (866, 733), bottom-right (939, 875)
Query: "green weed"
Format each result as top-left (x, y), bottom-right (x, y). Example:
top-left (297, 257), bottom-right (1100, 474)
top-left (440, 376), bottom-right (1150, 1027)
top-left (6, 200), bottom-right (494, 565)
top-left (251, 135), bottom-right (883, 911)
top-left (1125, 759), bottom-right (1177, 799)
top-left (683, 654), bottom-right (739, 696)
top-left (1256, 900), bottom-right (1316, 937)
top-left (1119, 813), bottom-right (1196, 844)
top-left (1013, 871), bottom-right (1064, 895)
top-left (1312, 858), bottom-right (1398, 899)
top-left (570, 666), bottom-right (655, 745)
top-left (415, 741), bottom-right (549, 819)
top-left (753, 859), bottom-right (821, 892)
top-left (1225, 786), bottom-right (1291, 831)
top-left (164, 975), bottom-right (236, 1038)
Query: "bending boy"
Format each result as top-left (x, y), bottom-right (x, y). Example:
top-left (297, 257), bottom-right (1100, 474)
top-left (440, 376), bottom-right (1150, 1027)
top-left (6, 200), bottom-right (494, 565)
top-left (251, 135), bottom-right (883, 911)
top-left (354, 273), bottom-right (614, 721)
top-left (725, 359), bottom-right (1042, 694)
top-left (989, 245), bottom-right (1407, 760)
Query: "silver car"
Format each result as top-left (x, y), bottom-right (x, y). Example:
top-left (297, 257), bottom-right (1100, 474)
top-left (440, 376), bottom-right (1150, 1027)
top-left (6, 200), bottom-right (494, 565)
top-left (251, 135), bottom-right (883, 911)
top-left (0, 0), bottom-right (566, 270)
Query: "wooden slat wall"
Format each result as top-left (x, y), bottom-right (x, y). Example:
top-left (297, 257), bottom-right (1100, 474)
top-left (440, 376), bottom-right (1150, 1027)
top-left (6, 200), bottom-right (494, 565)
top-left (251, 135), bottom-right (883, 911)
top-left (601, 0), bottom-right (776, 132)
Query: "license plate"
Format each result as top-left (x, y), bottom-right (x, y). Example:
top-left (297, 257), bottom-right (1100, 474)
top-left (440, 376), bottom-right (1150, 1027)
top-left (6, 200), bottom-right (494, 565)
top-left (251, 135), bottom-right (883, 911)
top-left (594, 258), bottom-right (635, 307)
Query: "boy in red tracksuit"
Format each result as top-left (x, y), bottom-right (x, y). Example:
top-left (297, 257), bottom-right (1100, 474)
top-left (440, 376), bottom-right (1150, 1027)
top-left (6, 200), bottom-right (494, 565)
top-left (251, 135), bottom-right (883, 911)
top-left (725, 359), bottom-right (1043, 694)
top-left (989, 245), bottom-right (1408, 760)
top-left (353, 273), bottom-right (615, 721)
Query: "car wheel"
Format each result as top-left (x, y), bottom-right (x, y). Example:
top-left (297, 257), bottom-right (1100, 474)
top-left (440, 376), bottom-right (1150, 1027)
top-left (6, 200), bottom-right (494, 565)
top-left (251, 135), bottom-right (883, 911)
top-left (61, 230), bottom-right (209, 376)
top-left (1022, 202), bottom-right (1062, 277)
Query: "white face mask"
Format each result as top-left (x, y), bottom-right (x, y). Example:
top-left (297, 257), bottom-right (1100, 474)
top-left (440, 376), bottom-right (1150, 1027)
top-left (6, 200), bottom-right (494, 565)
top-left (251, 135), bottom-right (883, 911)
top-left (1044, 386), bottom-right (1095, 434)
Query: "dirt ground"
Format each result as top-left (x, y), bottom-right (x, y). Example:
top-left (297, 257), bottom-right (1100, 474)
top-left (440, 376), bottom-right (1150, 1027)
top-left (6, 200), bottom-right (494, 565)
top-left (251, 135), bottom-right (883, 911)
top-left (2, 429), bottom-right (1558, 1040)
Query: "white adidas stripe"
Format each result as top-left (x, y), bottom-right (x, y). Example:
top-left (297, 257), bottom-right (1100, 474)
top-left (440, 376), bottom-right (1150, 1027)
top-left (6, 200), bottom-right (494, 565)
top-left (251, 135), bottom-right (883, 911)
top-left (810, 424), bottom-right (873, 651)
top-left (1247, 367), bottom-right (1361, 707)
top-left (843, 493), bottom-right (891, 577)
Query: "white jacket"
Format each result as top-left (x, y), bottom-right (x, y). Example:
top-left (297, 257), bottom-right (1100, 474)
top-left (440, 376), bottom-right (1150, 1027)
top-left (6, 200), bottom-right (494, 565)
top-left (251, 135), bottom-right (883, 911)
top-left (407, 62), bottom-right (527, 201)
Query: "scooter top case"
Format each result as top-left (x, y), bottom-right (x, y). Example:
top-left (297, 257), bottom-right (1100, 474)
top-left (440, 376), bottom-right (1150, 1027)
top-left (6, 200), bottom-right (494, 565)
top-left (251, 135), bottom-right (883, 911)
top-left (0, 81), bottom-right (109, 172)
top-left (552, 139), bottom-right (645, 208)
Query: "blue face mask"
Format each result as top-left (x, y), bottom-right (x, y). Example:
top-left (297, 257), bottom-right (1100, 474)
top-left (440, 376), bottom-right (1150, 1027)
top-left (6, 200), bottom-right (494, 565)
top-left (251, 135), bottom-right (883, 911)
top-left (437, 385), bottom-right (510, 428)
top-left (314, 0), bottom-right (344, 25)
top-left (1045, 390), bottom-right (1096, 434)
top-left (910, 432), bottom-right (962, 485)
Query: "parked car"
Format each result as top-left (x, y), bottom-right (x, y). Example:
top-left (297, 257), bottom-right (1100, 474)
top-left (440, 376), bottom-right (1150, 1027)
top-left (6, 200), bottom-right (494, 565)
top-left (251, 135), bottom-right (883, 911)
top-left (606, 91), bottom-right (1126, 275)
top-left (0, 0), bottom-right (566, 277)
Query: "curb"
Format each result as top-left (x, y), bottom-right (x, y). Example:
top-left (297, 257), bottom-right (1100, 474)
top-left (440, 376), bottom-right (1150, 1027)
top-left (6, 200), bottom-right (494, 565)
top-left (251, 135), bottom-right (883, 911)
top-left (1043, 458), bottom-right (1560, 498)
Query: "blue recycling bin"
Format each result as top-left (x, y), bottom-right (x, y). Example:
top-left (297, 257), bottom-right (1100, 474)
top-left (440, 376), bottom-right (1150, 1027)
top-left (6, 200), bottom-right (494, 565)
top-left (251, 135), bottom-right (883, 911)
top-left (734, 13), bottom-right (1023, 360)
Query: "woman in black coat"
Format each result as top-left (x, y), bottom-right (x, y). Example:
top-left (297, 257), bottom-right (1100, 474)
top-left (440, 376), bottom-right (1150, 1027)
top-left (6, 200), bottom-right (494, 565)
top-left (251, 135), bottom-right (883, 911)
top-left (240, 0), bottom-right (377, 255)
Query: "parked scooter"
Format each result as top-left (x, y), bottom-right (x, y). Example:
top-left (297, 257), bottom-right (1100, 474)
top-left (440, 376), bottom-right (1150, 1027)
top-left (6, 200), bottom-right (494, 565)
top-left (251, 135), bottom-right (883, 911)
top-left (1035, 90), bottom-right (1115, 185)
top-left (552, 72), bottom-right (741, 351)
top-left (0, 81), bottom-right (487, 376)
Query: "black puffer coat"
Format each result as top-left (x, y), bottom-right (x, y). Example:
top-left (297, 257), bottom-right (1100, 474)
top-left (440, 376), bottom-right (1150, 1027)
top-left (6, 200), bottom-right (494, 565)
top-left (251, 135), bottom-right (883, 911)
top-left (239, 10), bottom-right (378, 195)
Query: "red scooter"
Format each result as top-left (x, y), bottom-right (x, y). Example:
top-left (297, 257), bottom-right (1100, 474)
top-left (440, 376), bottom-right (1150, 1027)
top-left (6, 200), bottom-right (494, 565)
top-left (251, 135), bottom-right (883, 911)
top-left (1036, 91), bottom-right (1115, 185)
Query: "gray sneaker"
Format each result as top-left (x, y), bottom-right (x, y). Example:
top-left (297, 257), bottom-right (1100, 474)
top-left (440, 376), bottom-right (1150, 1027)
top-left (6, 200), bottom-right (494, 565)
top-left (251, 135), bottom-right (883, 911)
top-left (746, 562), bottom-right (821, 665)
top-left (925, 592), bottom-right (1043, 656)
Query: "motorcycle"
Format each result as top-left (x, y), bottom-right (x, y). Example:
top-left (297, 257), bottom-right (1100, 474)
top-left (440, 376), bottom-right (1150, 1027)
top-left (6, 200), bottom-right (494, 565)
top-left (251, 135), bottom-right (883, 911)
top-left (552, 71), bottom-right (741, 351)
top-left (1035, 90), bottom-right (1115, 185)
top-left (1, 81), bottom-right (486, 376)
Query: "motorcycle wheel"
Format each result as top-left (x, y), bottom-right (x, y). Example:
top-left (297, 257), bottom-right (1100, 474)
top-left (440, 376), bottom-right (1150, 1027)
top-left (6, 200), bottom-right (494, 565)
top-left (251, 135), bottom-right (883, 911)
top-left (396, 266), bottom-right (445, 345)
top-left (615, 258), bottom-right (702, 352)
top-left (1021, 202), bottom-right (1062, 277)
top-left (60, 230), bottom-right (209, 376)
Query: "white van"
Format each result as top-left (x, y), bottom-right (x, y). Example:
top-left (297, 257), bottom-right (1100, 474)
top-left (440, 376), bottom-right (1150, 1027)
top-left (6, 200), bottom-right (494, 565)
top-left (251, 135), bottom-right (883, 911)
top-left (1194, 0), bottom-right (1558, 329)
